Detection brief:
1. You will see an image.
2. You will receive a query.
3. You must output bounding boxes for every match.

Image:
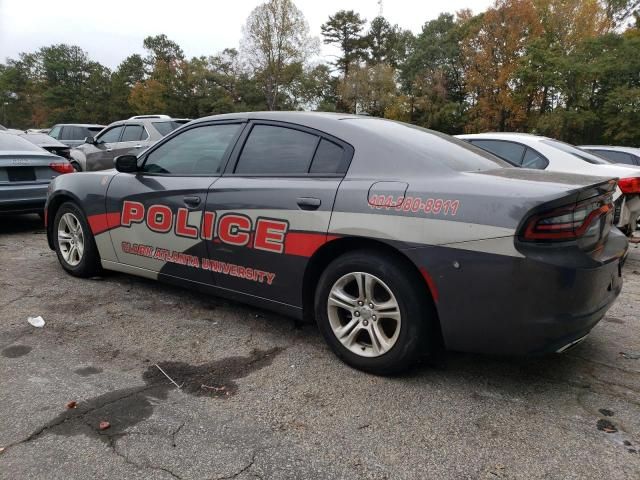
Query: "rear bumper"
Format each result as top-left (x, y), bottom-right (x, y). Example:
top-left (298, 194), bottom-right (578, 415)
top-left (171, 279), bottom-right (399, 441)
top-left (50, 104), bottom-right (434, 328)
top-left (405, 231), bottom-right (627, 355)
top-left (0, 184), bottom-right (48, 214)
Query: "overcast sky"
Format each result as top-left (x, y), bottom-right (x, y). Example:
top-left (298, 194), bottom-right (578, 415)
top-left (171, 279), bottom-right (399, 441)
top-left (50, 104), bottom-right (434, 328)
top-left (0, 0), bottom-right (493, 69)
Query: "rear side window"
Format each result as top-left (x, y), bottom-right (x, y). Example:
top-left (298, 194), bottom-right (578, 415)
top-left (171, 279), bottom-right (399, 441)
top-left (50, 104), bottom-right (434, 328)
top-left (143, 123), bottom-right (241, 175)
top-left (470, 140), bottom-right (525, 166)
top-left (592, 149), bottom-right (635, 165)
top-left (310, 139), bottom-right (347, 174)
top-left (121, 125), bottom-right (147, 142)
top-left (522, 148), bottom-right (548, 169)
top-left (60, 126), bottom-right (87, 140)
top-left (235, 125), bottom-right (318, 175)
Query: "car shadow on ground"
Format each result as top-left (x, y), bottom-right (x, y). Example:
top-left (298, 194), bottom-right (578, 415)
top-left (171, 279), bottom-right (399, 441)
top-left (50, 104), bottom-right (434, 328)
top-left (0, 214), bottom-right (44, 234)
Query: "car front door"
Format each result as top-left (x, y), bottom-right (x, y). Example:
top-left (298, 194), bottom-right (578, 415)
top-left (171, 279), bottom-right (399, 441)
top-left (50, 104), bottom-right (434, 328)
top-left (204, 121), bottom-right (353, 308)
top-left (105, 121), bottom-right (245, 284)
top-left (87, 125), bottom-right (124, 171)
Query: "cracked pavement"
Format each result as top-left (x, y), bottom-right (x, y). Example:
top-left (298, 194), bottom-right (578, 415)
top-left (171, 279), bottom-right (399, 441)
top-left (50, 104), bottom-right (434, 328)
top-left (1, 214), bottom-right (639, 479)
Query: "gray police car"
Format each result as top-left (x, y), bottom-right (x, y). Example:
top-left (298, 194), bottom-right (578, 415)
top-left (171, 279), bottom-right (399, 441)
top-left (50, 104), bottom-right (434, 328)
top-left (45, 112), bottom-right (627, 374)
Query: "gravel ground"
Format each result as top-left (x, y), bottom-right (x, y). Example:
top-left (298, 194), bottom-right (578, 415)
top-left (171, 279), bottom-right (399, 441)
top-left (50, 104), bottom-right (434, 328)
top-left (1, 214), bottom-right (639, 480)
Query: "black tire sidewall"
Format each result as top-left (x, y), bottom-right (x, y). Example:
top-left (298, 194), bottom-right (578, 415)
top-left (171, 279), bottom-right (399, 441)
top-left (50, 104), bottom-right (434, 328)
top-left (53, 202), bottom-right (100, 277)
top-left (314, 250), bottom-right (431, 375)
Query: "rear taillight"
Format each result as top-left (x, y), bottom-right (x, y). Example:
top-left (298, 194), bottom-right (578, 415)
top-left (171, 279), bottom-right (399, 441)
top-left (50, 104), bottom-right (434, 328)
top-left (521, 195), bottom-right (613, 242)
top-left (618, 177), bottom-right (640, 194)
top-left (49, 162), bottom-right (74, 174)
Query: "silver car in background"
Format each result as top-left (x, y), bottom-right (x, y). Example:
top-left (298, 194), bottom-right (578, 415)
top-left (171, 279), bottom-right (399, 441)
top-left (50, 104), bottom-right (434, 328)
top-left (0, 132), bottom-right (73, 215)
top-left (48, 124), bottom-right (105, 148)
top-left (580, 146), bottom-right (640, 167)
top-left (69, 115), bottom-right (190, 172)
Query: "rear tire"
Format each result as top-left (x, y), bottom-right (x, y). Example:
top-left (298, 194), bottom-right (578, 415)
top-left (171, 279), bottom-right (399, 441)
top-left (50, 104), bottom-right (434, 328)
top-left (314, 250), bottom-right (434, 375)
top-left (70, 161), bottom-right (81, 172)
top-left (53, 202), bottom-right (102, 277)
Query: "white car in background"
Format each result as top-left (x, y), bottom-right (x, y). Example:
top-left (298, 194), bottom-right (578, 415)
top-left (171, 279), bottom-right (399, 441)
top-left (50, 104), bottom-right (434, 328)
top-left (457, 133), bottom-right (640, 235)
top-left (580, 145), bottom-right (640, 167)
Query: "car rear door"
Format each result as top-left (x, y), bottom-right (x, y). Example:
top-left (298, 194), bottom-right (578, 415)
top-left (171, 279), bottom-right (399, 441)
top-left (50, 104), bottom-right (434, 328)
top-left (105, 121), bottom-right (245, 284)
top-left (111, 123), bottom-right (149, 159)
top-left (204, 120), bottom-right (353, 308)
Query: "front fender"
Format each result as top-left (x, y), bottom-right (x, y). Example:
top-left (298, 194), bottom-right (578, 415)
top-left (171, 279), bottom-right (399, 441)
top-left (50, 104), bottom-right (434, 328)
top-left (45, 171), bottom-right (117, 252)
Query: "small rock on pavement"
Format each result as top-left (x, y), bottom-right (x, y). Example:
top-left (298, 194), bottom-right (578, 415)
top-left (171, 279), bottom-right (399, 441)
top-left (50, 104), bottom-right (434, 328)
top-left (66, 401), bottom-right (77, 409)
top-left (98, 421), bottom-right (110, 431)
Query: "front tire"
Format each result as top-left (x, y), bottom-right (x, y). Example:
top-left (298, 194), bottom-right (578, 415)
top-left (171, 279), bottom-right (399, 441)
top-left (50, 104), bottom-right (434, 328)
top-left (314, 250), bottom-right (434, 375)
top-left (53, 202), bottom-right (101, 277)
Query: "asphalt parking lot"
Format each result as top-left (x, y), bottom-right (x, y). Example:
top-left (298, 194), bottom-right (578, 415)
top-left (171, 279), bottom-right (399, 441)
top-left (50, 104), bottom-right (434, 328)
top-left (1, 215), bottom-right (639, 479)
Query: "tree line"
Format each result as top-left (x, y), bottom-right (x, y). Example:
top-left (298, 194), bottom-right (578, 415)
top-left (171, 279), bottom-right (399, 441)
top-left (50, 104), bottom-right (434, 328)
top-left (1, 0), bottom-right (639, 145)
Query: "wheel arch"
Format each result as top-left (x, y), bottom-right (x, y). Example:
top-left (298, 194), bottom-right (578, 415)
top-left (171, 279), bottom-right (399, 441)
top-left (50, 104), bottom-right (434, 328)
top-left (46, 191), bottom-right (85, 250)
top-left (302, 236), bottom-right (442, 344)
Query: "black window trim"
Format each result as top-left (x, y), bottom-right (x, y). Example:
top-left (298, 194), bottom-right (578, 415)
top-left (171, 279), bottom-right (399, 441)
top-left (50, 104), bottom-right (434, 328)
top-left (468, 138), bottom-right (549, 170)
top-left (224, 119), bottom-right (354, 178)
top-left (136, 120), bottom-right (248, 178)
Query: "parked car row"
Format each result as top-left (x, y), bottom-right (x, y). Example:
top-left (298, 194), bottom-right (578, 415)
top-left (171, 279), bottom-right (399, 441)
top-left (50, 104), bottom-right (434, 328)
top-left (68, 115), bottom-right (190, 172)
top-left (0, 114), bottom-right (189, 216)
top-left (457, 133), bottom-right (640, 235)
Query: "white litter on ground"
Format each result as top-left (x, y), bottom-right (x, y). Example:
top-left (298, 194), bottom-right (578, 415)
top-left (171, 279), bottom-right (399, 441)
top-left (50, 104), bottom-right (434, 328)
top-left (27, 316), bottom-right (45, 328)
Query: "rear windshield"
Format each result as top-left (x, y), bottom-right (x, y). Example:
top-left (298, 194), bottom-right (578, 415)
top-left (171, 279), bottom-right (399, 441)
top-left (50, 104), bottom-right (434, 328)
top-left (153, 121), bottom-right (186, 136)
top-left (0, 133), bottom-right (45, 152)
top-left (344, 118), bottom-right (510, 172)
top-left (541, 139), bottom-right (611, 165)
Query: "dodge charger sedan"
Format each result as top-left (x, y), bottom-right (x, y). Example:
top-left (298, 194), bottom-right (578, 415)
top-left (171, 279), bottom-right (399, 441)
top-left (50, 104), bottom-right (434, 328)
top-left (45, 113), bottom-right (627, 374)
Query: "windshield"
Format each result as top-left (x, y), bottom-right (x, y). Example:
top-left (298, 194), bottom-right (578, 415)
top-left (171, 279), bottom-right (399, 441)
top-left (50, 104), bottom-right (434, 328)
top-left (344, 118), bottom-right (511, 172)
top-left (541, 139), bottom-right (611, 165)
top-left (0, 133), bottom-right (46, 152)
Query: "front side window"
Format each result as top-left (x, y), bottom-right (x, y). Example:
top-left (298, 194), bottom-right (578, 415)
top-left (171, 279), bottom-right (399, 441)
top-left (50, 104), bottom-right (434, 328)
top-left (98, 126), bottom-right (124, 143)
top-left (143, 123), bottom-right (241, 175)
top-left (470, 140), bottom-right (526, 166)
top-left (121, 125), bottom-right (147, 142)
top-left (235, 125), bottom-right (319, 175)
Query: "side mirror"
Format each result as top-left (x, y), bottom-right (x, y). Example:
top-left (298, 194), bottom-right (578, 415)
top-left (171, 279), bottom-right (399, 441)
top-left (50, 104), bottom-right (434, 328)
top-left (114, 155), bottom-right (139, 173)
top-left (84, 136), bottom-right (96, 144)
